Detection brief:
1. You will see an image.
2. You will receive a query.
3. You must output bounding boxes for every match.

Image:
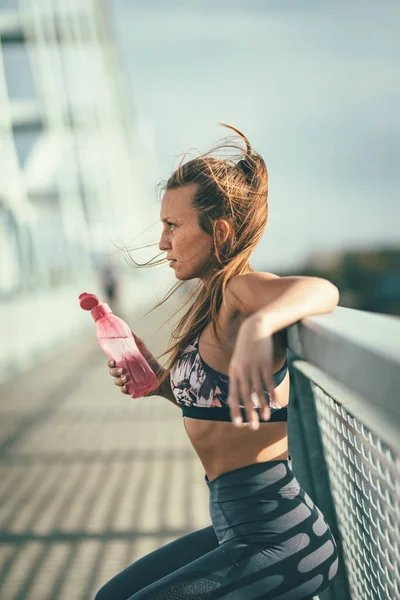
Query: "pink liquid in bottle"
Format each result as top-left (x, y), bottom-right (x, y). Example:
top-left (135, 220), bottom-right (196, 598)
top-left (79, 292), bottom-right (158, 398)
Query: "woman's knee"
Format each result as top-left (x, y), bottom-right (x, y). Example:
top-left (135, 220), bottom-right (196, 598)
top-left (94, 578), bottom-right (123, 600)
top-left (93, 584), bottom-right (107, 600)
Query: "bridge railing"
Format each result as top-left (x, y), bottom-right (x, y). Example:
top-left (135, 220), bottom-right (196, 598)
top-left (287, 306), bottom-right (400, 600)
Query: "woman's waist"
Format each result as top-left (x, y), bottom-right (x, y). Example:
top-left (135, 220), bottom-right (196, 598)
top-left (183, 417), bottom-right (288, 481)
top-left (206, 457), bottom-right (297, 503)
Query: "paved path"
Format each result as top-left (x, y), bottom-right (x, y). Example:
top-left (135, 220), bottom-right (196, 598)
top-left (0, 300), bottom-right (210, 599)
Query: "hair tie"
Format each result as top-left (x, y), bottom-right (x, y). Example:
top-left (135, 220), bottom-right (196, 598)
top-left (237, 157), bottom-right (254, 180)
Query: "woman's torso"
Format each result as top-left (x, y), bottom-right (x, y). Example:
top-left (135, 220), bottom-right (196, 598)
top-left (174, 291), bottom-right (290, 481)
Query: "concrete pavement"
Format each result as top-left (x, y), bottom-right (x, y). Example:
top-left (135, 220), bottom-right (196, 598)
top-left (0, 299), bottom-right (210, 600)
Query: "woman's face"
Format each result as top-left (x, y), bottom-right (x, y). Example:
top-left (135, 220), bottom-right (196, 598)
top-left (159, 184), bottom-right (214, 283)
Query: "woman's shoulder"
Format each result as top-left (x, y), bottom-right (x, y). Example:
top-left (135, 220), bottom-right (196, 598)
top-left (228, 271), bottom-right (280, 288)
top-left (224, 271), bottom-right (280, 317)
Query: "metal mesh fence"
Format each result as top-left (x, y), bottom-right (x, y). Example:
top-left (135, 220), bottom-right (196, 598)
top-left (312, 383), bottom-right (400, 600)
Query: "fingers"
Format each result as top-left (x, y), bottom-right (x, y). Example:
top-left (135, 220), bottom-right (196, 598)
top-left (228, 365), bottom-right (259, 430)
top-left (107, 360), bottom-right (129, 394)
top-left (238, 371), bottom-right (259, 431)
top-left (227, 376), bottom-right (242, 426)
top-left (252, 367), bottom-right (271, 422)
top-left (228, 363), bottom-right (275, 429)
top-left (261, 364), bottom-right (276, 407)
top-left (107, 360), bottom-right (124, 378)
top-left (114, 374), bottom-right (129, 393)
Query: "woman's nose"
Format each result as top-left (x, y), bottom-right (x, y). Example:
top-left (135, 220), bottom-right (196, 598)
top-left (159, 233), bottom-right (171, 251)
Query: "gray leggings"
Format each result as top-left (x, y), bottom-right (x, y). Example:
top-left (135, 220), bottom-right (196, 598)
top-left (95, 459), bottom-right (339, 599)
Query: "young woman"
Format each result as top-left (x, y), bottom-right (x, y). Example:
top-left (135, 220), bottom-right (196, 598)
top-left (95, 125), bottom-right (340, 600)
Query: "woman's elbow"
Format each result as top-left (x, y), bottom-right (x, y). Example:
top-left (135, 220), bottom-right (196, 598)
top-left (319, 278), bottom-right (340, 312)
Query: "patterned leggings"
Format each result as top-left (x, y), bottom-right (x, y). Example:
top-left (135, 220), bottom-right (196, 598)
top-left (95, 460), bottom-right (339, 599)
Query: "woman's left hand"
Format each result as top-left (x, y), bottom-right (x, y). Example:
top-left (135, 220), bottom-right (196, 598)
top-left (227, 313), bottom-right (276, 430)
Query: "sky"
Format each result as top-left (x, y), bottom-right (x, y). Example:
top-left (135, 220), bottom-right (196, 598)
top-left (109, 0), bottom-right (400, 272)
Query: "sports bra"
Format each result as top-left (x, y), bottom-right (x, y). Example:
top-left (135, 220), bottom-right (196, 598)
top-left (170, 333), bottom-right (288, 423)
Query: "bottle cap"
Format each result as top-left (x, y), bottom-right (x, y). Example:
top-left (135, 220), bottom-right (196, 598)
top-left (79, 293), bottom-right (99, 311)
top-left (79, 292), bottom-right (112, 321)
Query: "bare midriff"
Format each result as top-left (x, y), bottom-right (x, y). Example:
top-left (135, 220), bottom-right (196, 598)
top-left (183, 372), bottom-right (290, 482)
top-left (179, 290), bottom-right (290, 482)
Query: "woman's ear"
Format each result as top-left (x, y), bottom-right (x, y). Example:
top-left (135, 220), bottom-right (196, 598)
top-left (214, 219), bottom-right (231, 246)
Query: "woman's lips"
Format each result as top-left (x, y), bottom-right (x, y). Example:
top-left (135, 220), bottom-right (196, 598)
top-left (168, 260), bottom-right (176, 267)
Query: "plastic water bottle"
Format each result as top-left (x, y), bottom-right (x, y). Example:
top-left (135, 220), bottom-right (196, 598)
top-left (79, 292), bottom-right (158, 398)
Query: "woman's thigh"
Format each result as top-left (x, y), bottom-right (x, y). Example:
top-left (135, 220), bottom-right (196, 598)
top-left (95, 526), bottom-right (218, 600)
top-left (126, 535), bottom-right (338, 600)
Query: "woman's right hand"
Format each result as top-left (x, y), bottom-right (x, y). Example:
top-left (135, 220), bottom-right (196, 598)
top-left (107, 331), bottom-right (163, 395)
top-left (108, 359), bottom-right (130, 394)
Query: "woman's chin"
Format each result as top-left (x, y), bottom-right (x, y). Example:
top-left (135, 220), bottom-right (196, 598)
top-left (173, 270), bottom-right (195, 282)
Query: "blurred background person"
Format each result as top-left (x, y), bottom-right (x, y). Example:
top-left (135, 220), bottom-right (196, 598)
top-left (96, 253), bottom-right (122, 315)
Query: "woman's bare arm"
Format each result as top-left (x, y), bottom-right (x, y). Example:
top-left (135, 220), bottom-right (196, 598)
top-left (226, 273), bottom-right (339, 331)
top-left (146, 372), bottom-right (179, 407)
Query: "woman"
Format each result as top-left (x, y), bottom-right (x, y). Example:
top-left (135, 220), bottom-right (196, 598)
top-left (96, 125), bottom-right (340, 599)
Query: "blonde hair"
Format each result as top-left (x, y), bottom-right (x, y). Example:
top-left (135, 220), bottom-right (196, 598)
top-left (127, 124), bottom-right (268, 384)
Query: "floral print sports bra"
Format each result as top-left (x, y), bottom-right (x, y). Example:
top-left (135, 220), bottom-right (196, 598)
top-left (170, 333), bottom-right (288, 423)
